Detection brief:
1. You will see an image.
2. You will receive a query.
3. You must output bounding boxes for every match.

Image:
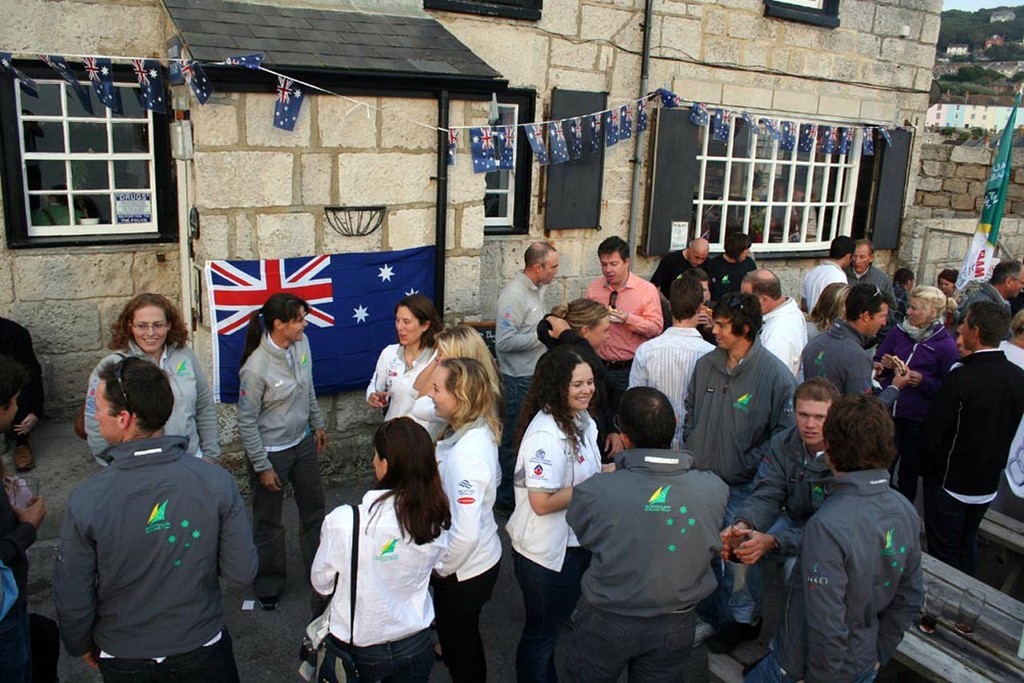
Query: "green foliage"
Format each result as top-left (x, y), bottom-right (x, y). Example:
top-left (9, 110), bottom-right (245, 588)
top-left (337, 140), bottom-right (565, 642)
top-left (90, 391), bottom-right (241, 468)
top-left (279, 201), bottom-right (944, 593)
top-left (938, 6), bottom-right (1024, 53)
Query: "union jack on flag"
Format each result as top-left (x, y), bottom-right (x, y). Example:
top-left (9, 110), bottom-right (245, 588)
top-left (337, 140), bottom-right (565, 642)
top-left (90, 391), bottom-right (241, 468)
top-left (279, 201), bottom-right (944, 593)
top-left (83, 56), bottom-right (121, 114)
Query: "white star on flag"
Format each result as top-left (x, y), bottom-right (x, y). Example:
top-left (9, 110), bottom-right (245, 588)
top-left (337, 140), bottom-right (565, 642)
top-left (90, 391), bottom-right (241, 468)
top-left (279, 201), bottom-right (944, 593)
top-left (101, 66), bottom-right (109, 75)
top-left (378, 264), bottom-right (394, 282)
top-left (148, 68), bottom-right (158, 79)
top-left (353, 305), bottom-right (369, 323)
top-left (405, 288), bottom-right (419, 296)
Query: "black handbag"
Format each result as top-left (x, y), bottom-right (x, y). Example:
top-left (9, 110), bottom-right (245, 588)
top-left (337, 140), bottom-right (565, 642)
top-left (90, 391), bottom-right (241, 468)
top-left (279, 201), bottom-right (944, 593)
top-left (300, 504), bottom-right (361, 682)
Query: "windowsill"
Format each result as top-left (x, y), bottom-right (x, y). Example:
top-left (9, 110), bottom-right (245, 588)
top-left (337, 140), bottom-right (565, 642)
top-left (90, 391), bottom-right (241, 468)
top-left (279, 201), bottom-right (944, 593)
top-left (424, 0), bottom-right (541, 21)
top-left (763, 1), bottom-right (839, 28)
top-left (5, 233), bottom-right (177, 250)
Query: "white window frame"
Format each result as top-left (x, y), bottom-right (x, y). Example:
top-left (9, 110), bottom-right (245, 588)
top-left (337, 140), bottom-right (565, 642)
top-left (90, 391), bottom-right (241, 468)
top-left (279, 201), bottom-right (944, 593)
top-left (18, 79), bottom-right (158, 238)
top-left (692, 115), bottom-right (863, 254)
top-left (483, 102), bottom-right (518, 230)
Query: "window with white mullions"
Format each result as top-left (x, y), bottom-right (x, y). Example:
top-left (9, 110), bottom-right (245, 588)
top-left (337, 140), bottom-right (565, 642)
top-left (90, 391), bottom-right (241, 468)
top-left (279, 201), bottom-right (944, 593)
top-left (484, 102), bottom-right (517, 229)
top-left (18, 79), bottom-right (157, 237)
top-left (692, 115), bottom-right (861, 254)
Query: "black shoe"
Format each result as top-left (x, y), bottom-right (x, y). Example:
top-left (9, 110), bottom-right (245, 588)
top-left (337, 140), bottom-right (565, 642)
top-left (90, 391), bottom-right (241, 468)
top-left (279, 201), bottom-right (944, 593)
top-left (258, 596), bottom-right (279, 611)
top-left (705, 619), bottom-right (762, 654)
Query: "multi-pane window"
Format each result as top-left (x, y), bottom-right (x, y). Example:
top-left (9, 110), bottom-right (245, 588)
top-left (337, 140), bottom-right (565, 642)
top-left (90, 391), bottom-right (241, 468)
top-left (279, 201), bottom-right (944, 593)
top-left (18, 79), bottom-right (158, 237)
top-left (692, 116), bottom-right (862, 254)
top-left (484, 103), bottom-right (517, 230)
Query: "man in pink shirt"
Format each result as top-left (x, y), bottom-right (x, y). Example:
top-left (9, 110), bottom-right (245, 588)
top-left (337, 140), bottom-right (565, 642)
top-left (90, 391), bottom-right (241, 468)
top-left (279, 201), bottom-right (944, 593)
top-left (585, 236), bottom-right (663, 412)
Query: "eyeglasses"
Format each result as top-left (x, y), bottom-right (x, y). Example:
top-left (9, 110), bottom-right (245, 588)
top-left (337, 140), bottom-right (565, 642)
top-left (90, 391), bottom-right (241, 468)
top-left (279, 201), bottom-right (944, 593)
top-left (113, 357), bottom-right (134, 415)
top-left (132, 321), bottom-right (168, 332)
top-left (870, 286), bottom-right (883, 301)
top-left (609, 291), bottom-right (619, 308)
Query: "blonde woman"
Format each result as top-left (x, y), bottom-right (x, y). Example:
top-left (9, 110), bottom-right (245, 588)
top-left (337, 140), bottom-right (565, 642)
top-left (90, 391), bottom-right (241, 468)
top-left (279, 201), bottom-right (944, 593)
top-left (804, 282), bottom-right (850, 342)
top-left (428, 358), bottom-right (503, 683)
top-left (410, 324), bottom-right (502, 440)
top-left (874, 285), bottom-right (960, 503)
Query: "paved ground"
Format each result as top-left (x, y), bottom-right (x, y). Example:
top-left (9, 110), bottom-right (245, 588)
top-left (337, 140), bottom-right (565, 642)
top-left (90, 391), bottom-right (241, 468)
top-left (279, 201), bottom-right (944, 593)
top-left (11, 417), bottom-right (1021, 681)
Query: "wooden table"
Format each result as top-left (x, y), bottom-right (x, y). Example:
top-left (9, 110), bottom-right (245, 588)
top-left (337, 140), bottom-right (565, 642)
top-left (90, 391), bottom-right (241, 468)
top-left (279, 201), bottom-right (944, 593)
top-left (979, 509), bottom-right (1024, 593)
top-left (895, 553), bottom-right (1024, 681)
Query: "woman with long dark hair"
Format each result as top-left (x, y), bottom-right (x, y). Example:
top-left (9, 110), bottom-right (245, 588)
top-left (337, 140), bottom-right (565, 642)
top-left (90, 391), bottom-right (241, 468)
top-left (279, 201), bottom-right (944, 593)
top-left (311, 418), bottom-right (451, 682)
top-left (84, 293), bottom-right (218, 463)
top-left (428, 358), bottom-right (503, 683)
top-left (237, 292), bottom-right (328, 611)
top-left (506, 346), bottom-right (603, 682)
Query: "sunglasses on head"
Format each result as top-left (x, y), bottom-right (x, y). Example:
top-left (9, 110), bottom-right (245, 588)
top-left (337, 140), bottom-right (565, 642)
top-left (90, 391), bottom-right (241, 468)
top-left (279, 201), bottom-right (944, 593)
top-left (113, 357), bottom-right (134, 415)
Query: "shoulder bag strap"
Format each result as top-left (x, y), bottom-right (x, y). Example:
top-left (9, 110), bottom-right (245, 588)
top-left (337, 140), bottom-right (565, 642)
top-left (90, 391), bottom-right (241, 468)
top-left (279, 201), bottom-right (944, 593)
top-left (348, 502), bottom-right (359, 649)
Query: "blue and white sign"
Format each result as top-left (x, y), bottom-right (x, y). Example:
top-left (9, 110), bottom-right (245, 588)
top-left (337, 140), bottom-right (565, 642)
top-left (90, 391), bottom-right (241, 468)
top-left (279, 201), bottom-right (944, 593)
top-left (115, 192), bottom-right (152, 224)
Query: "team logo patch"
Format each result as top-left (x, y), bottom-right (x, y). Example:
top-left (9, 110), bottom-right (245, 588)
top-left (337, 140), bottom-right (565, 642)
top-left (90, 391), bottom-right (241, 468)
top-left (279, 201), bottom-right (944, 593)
top-left (145, 500), bottom-right (171, 534)
top-left (375, 538), bottom-right (400, 562)
top-left (733, 393), bottom-right (752, 413)
top-left (533, 464), bottom-right (544, 476)
top-left (457, 496), bottom-right (476, 505)
top-left (644, 485), bottom-right (672, 513)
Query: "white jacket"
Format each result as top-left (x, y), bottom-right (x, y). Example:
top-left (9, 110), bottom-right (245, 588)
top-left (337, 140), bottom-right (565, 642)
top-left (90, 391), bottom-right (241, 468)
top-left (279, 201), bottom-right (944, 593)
top-left (434, 420), bottom-right (502, 580)
top-left (311, 490), bottom-right (446, 647)
top-left (365, 344), bottom-right (436, 426)
top-left (506, 411), bottom-right (601, 572)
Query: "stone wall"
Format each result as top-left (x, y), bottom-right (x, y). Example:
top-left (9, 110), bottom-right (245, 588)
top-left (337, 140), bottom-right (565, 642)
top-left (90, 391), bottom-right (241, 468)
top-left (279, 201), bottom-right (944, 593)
top-left (900, 132), bottom-right (1024, 286)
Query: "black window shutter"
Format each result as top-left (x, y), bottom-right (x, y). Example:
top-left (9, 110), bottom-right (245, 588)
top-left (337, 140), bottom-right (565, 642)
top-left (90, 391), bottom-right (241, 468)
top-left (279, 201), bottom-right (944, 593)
top-left (870, 128), bottom-right (911, 250)
top-left (644, 108), bottom-right (699, 257)
top-left (544, 89), bottom-right (606, 231)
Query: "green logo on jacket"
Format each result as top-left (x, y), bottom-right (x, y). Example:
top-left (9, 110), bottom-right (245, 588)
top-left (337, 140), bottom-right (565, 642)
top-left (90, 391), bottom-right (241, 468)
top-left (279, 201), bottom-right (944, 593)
top-left (175, 360), bottom-right (188, 376)
top-left (145, 500), bottom-right (171, 534)
top-left (733, 393), bottom-right (752, 413)
top-left (644, 485), bottom-right (672, 513)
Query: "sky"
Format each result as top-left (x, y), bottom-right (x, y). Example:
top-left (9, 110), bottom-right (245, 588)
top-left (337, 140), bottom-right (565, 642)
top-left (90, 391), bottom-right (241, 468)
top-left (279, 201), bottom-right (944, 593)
top-left (943, 1), bottom-right (1017, 11)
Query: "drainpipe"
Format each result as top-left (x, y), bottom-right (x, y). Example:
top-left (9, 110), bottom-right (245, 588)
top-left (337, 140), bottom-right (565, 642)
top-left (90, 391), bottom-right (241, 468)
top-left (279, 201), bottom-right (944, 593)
top-left (627, 0), bottom-right (656, 256)
top-left (434, 90), bottom-right (450, 312)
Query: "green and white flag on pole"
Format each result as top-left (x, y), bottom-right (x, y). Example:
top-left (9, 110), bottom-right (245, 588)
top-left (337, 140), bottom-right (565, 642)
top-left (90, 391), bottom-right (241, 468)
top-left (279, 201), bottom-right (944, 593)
top-left (956, 87), bottom-right (1023, 290)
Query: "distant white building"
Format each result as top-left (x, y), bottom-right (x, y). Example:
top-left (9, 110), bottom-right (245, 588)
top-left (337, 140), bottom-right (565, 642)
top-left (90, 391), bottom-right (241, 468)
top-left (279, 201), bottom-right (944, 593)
top-left (992, 9), bottom-right (1016, 23)
top-left (947, 43), bottom-right (970, 56)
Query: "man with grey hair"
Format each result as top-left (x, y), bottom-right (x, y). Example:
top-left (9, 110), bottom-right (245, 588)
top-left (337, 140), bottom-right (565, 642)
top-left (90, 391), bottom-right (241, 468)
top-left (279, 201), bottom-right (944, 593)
top-left (956, 259), bottom-right (1022, 325)
top-left (844, 239), bottom-right (895, 303)
top-left (650, 237), bottom-right (710, 299)
top-left (495, 242), bottom-right (559, 509)
top-left (741, 270), bottom-right (807, 378)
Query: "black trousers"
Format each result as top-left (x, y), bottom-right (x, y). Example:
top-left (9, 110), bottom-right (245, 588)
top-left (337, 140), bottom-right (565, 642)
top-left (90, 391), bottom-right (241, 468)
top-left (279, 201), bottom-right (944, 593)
top-left (430, 561), bottom-right (500, 683)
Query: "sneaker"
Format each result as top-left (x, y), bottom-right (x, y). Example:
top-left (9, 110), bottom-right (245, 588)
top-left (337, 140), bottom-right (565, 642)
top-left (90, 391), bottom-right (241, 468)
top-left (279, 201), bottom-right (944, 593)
top-left (258, 596), bottom-right (279, 611)
top-left (14, 445), bottom-right (34, 472)
top-left (705, 618), bottom-right (762, 654)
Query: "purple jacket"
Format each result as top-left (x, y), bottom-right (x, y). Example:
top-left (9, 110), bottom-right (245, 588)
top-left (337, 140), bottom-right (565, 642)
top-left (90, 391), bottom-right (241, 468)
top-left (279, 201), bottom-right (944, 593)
top-left (874, 323), bottom-right (960, 422)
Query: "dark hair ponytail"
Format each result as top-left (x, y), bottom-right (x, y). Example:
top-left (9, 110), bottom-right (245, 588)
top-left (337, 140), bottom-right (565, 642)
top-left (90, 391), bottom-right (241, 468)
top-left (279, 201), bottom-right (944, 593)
top-left (240, 293), bottom-right (309, 366)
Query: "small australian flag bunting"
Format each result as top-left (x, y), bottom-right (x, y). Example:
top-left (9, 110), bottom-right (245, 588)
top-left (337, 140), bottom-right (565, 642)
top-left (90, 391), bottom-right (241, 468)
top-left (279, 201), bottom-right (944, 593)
top-left (0, 53), bottom-right (37, 97)
top-left (498, 126), bottom-right (516, 170)
top-left (819, 125), bottom-right (836, 155)
top-left (446, 128), bottom-right (458, 167)
top-left (838, 127), bottom-right (853, 155)
top-left (469, 126), bottom-right (497, 173)
top-left (798, 124), bottom-right (818, 154)
top-left (182, 60), bottom-right (213, 104)
top-left (619, 104), bottom-right (632, 141)
top-left (83, 57), bottom-right (122, 115)
top-left (548, 121), bottom-right (570, 164)
top-left (658, 88), bottom-right (681, 108)
top-left (741, 112), bottom-right (759, 132)
top-left (526, 124), bottom-right (549, 165)
top-left (223, 53), bottom-right (265, 69)
top-left (712, 109), bottom-right (730, 142)
top-left (273, 76), bottom-right (304, 131)
top-left (862, 127), bottom-right (875, 156)
top-left (588, 114), bottom-right (603, 153)
top-left (636, 98), bottom-right (649, 134)
top-left (604, 109), bottom-right (619, 148)
top-left (40, 54), bottom-right (92, 113)
top-left (878, 126), bottom-right (893, 147)
top-left (132, 59), bottom-right (164, 114)
top-left (567, 117), bottom-right (584, 160)
top-left (690, 102), bottom-right (709, 127)
top-left (761, 118), bottom-right (780, 141)
top-left (779, 121), bottom-right (796, 152)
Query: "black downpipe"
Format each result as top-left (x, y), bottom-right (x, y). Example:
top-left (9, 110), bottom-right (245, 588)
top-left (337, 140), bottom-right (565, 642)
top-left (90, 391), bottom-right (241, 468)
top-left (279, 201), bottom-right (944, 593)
top-left (434, 90), bottom-right (450, 313)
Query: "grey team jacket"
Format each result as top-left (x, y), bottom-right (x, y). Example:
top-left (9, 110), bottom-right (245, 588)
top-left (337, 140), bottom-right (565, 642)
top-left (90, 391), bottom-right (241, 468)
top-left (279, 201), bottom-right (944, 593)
top-left (800, 320), bottom-right (897, 409)
top-left (735, 426), bottom-right (831, 556)
top-left (773, 469), bottom-right (923, 683)
top-left (682, 338), bottom-right (795, 485)
top-left (237, 334), bottom-right (326, 472)
top-left (54, 436), bottom-right (257, 660)
top-left (567, 448), bottom-right (728, 617)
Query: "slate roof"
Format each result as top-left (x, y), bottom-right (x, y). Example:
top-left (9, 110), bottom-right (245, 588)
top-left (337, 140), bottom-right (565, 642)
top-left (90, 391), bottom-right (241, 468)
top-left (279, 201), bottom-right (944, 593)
top-left (161, 0), bottom-right (502, 81)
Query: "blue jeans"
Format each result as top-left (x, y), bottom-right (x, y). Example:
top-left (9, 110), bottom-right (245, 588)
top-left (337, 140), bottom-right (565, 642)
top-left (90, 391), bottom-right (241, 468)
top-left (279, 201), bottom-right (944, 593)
top-left (343, 629), bottom-right (434, 683)
top-left (514, 548), bottom-right (591, 683)
top-left (745, 650), bottom-right (876, 683)
top-left (923, 479), bottom-right (989, 576)
top-left (700, 481), bottom-right (761, 627)
top-left (97, 629), bottom-right (239, 682)
top-left (498, 375), bottom-right (533, 509)
top-left (0, 604), bottom-right (31, 683)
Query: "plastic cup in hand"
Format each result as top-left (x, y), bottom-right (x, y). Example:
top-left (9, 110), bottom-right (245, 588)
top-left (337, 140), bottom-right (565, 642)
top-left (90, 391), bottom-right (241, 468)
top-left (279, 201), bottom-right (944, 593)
top-left (954, 588), bottom-right (986, 635)
top-left (6, 476), bottom-right (38, 508)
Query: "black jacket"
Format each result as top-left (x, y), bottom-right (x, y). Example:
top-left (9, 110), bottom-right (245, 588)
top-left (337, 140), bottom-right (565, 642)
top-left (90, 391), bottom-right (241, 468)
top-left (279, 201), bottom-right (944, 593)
top-left (0, 317), bottom-right (43, 417)
top-left (920, 349), bottom-right (1024, 496)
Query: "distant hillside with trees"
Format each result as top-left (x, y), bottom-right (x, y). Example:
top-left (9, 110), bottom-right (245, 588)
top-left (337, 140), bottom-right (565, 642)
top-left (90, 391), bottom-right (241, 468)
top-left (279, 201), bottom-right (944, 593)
top-left (939, 5), bottom-right (1024, 58)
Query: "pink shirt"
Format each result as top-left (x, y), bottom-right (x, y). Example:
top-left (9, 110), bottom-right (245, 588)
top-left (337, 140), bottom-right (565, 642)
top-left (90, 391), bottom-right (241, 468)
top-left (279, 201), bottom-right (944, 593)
top-left (585, 272), bottom-right (664, 362)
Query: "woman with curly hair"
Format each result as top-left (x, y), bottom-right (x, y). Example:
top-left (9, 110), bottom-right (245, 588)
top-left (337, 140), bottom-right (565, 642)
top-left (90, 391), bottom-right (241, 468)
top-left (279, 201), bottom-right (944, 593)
top-left (506, 345), bottom-right (603, 682)
top-left (427, 357), bottom-right (503, 682)
top-left (83, 293), bottom-right (218, 462)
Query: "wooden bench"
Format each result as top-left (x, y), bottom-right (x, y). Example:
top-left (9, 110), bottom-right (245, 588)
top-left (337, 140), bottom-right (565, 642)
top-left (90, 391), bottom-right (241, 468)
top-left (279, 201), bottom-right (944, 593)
top-left (978, 508), bottom-right (1024, 593)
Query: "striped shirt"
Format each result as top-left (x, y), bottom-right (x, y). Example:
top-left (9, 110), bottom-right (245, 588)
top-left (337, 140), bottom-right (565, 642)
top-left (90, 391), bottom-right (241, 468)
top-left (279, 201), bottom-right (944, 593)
top-left (628, 327), bottom-right (714, 449)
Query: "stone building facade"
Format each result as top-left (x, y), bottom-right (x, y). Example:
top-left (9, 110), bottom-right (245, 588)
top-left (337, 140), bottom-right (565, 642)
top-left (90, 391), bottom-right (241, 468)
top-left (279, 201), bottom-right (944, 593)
top-left (0, 0), bottom-right (951, 480)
